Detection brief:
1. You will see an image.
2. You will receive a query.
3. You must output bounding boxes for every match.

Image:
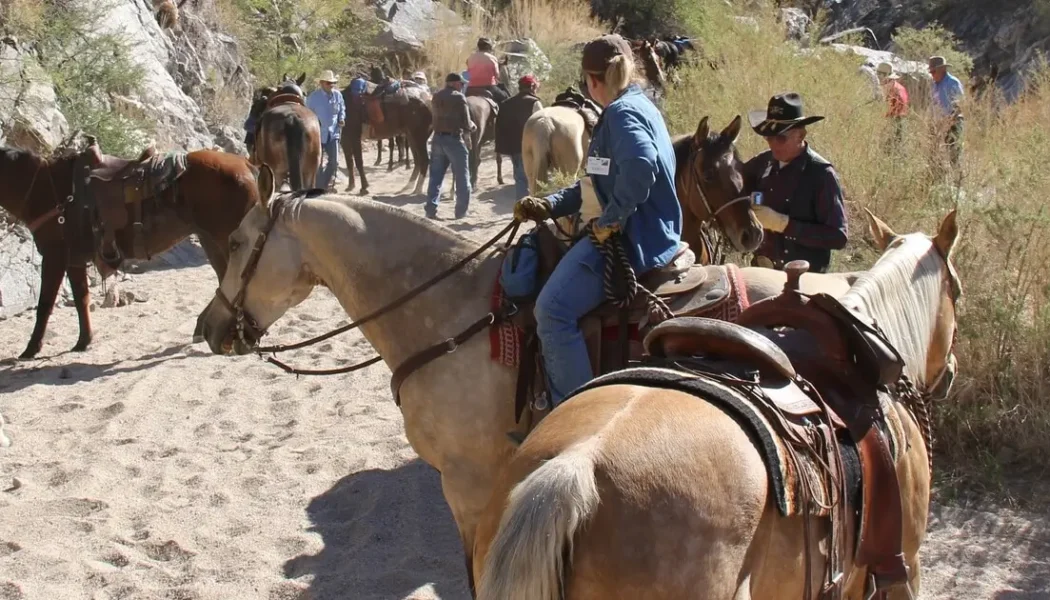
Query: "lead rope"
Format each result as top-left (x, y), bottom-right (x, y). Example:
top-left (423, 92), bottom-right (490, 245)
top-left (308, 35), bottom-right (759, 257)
top-left (586, 222), bottom-right (674, 323)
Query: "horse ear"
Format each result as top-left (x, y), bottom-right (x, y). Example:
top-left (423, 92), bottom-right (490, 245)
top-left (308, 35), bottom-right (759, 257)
top-left (721, 115), bottom-right (742, 144)
top-left (693, 116), bottom-right (710, 146)
top-left (297, 72), bottom-right (306, 86)
top-left (863, 207), bottom-right (897, 251)
top-left (256, 164), bottom-right (276, 207)
top-left (933, 208), bottom-right (959, 258)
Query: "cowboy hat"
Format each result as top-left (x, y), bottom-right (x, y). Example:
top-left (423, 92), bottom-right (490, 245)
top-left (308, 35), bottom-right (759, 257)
top-left (317, 69), bottom-right (339, 83)
top-left (876, 62), bottom-right (900, 79)
top-left (928, 56), bottom-right (951, 70)
top-left (747, 92), bottom-right (825, 137)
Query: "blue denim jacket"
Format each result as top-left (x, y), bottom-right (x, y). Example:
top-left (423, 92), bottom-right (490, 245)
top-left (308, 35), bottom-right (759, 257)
top-left (544, 84), bottom-right (682, 272)
top-left (306, 88), bottom-right (346, 144)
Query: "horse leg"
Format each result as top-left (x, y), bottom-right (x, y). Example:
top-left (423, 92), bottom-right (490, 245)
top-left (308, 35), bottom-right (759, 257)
top-left (496, 152), bottom-right (504, 185)
top-left (387, 137), bottom-right (396, 171)
top-left (411, 129), bottom-right (428, 196)
top-left (374, 139), bottom-right (383, 166)
top-left (19, 248), bottom-right (67, 359)
top-left (192, 234), bottom-right (229, 342)
top-left (341, 136), bottom-right (356, 192)
top-left (66, 264), bottom-right (93, 352)
top-left (356, 137), bottom-right (369, 196)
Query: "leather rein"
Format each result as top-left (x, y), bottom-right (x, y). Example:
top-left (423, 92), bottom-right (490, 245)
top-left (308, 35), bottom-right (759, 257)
top-left (212, 195), bottom-right (522, 391)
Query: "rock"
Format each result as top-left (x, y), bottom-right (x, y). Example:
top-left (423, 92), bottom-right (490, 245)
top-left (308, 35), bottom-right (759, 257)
top-left (780, 8), bottom-right (812, 43)
top-left (498, 39), bottom-right (552, 85)
top-left (828, 44), bottom-right (933, 111)
top-left (0, 413), bottom-right (10, 448)
top-left (210, 124), bottom-right (247, 156)
top-left (0, 38), bottom-right (70, 154)
top-left (373, 0), bottom-right (464, 54)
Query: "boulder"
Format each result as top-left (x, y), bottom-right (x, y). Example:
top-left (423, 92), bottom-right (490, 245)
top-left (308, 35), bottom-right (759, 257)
top-left (373, 0), bottom-right (464, 54)
top-left (498, 39), bottom-right (552, 86)
top-left (0, 220), bottom-right (43, 320)
top-left (0, 38), bottom-right (70, 155)
top-left (828, 44), bottom-right (933, 111)
top-left (780, 8), bottom-right (812, 43)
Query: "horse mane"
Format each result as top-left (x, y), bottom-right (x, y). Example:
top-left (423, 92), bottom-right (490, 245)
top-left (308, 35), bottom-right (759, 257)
top-left (841, 233), bottom-right (947, 383)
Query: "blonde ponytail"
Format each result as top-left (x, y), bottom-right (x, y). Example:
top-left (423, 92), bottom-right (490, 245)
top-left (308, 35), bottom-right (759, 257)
top-left (603, 54), bottom-right (634, 95)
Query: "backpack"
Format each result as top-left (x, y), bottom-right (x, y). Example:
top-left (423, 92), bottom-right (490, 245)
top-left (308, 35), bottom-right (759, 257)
top-left (499, 230), bottom-right (542, 302)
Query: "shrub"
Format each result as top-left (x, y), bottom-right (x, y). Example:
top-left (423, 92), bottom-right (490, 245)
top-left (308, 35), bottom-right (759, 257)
top-left (891, 23), bottom-right (974, 81)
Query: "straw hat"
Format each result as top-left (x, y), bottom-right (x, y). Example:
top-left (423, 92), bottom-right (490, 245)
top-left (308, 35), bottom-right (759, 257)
top-left (317, 69), bottom-right (339, 83)
top-left (928, 56), bottom-right (951, 70)
top-left (876, 62), bottom-right (900, 79)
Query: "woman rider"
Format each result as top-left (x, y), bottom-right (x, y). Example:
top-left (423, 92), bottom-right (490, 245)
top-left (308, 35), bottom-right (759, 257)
top-left (512, 34), bottom-right (683, 407)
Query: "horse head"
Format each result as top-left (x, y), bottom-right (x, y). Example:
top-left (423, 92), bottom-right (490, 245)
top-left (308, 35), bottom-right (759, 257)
top-left (681, 115), bottom-right (763, 254)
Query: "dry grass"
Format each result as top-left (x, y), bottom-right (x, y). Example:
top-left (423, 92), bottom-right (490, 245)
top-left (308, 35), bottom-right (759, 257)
top-left (657, 1), bottom-right (1050, 488)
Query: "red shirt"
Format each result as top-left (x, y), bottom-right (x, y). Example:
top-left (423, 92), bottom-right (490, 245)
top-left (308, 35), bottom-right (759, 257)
top-left (466, 51), bottom-right (500, 87)
top-left (884, 80), bottom-right (909, 117)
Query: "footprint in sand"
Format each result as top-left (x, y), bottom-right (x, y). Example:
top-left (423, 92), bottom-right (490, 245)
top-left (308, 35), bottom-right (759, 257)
top-left (99, 402), bottom-right (125, 419)
top-left (48, 497), bottom-right (108, 516)
top-left (268, 581), bottom-right (309, 600)
top-left (192, 423), bottom-right (213, 438)
top-left (100, 550), bottom-right (130, 568)
top-left (56, 402), bottom-right (84, 413)
top-left (269, 389), bottom-right (292, 402)
top-left (209, 369), bottom-right (224, 380)
top-left (140, 539), bottom-right (196, 562)
top-left (0, 582), bottom-right (25, 600)
top-left (0, 542), bottom-right (21, 557)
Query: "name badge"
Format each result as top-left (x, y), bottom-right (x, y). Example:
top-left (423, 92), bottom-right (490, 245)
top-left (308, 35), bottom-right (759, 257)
top-left (586, 156), bottom-right (611, 176)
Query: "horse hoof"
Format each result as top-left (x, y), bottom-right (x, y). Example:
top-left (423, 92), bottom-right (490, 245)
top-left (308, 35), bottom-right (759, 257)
top-left (72, 342), bottom-right (89, 352)
top-left (18, 346), bottom-right (41, 360)
top-left (359, 188), bottom-right (369, 196)
top-left (497, 178), bottom-right (504, 185)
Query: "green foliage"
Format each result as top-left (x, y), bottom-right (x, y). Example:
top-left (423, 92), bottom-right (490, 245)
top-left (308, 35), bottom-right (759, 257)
top-left (223, 0), bottom-right (383, 89)
top-left (2, 0), bottom-right (151, 157)
top-left (891, 23), bottom-right (974, 79)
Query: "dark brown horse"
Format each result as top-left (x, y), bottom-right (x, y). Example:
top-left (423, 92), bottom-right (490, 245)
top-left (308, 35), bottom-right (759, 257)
top-left (0, 140), bottom-right (260, 359)
top-left (341, 80), bottom-right (432, 195)
top-left (251, 73), bottom-right (322, 191)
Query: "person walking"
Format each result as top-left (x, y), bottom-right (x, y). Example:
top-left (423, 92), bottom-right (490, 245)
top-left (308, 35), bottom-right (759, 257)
top-left (495, 75), bottom-right (543, 200)
top-left (427, 73), bottom-right (476, 219)
top-left (929, 55), bottom-right (965, 167)
top-left (305, 69), bottom-right (346, 190)
top-left (877, 62), bottom-right (909, 144)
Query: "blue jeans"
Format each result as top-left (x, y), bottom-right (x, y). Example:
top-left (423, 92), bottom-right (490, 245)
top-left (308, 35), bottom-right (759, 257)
top-left (427, 132), bottom-right (471, 217)
top-left (509, 153), bottom-right (530, 199)
top-left (535, 236), bottom-right (607, 405)
top-left (316, 137), bottom-right (340, 189)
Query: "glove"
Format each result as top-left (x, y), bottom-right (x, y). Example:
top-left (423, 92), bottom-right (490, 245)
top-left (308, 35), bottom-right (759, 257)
top-left (753, 205), bottom-right (789, 233)
top-left (513, 196), bottom-right (552, 222)
top-left (591, 221), bottom-right (620, 244)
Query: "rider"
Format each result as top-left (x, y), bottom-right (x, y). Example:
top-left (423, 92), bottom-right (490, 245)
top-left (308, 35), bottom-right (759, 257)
top-left (465, 37), bottom-right (509, 104)
top-left (512, 34), bottom-right (682, 407)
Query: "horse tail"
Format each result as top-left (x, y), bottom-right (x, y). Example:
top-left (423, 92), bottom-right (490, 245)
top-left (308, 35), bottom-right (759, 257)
top-left (477, 443), bottom-right (600, 600)
top-left (284, 117), bottom-right (304, 191)
top-left (525, 114), bottom-right (554, 193)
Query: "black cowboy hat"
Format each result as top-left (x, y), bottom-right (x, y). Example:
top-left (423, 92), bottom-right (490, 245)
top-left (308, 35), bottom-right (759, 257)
top-left (747, 92), bottom-right (825, 137)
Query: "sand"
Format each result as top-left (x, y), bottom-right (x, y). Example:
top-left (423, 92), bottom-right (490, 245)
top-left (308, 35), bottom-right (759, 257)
top-left (1, 143), bottom-right (1047, 600)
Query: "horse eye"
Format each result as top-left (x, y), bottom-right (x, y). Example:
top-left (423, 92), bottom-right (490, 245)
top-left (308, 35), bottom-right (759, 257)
top-left (229, 240), bottom-right (241, 252)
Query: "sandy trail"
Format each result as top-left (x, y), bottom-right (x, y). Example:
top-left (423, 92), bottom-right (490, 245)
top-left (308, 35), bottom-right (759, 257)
top-left (1, 143), bottom-right (1046, 600)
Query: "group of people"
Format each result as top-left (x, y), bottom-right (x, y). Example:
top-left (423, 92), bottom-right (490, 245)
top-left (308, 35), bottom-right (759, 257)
top-left (875, 55), bottom-right (965, 165)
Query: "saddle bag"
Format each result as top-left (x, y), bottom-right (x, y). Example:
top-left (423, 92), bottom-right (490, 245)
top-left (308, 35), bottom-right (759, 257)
top-left (499, 230), bottom-right (542, 303)
top-left (808, 293), bottom-right (905, 389)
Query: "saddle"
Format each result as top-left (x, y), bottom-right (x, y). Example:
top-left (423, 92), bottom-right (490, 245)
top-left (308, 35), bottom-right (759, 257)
top-left (74, 144), bottom-right (188, 269)
top-left (552, 87), bottom-right (601, 133)
top-left (265, 93), bottom-right (304, 110)
top-left (508, 224), bottom-right (744, 429)
top-left (641, 260), bottom-right (911, 599)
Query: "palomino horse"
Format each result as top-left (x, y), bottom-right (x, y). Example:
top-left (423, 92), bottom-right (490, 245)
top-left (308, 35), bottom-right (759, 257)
top-left (251, 73), bottom-right (322, 191)
top-left (341, 79), bottom-right (432, 196)
top-left (474, 210), bottom-right (961, 600)
top-left (196, 170), bottom-right (860, 591)
top-left (1, 138), bottom-right (260, 359)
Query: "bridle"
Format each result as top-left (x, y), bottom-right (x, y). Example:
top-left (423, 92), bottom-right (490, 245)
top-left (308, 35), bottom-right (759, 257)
top-left (212, 196), bottom-right (285, 349)
top-left (682, 140), bottom-right (752, 264)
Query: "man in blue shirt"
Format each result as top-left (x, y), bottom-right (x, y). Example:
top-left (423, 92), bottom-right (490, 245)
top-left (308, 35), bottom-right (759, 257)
top-left (929, 55), bottom-right (964, 167)
top-left (306, 69), bottom-right (346, 190)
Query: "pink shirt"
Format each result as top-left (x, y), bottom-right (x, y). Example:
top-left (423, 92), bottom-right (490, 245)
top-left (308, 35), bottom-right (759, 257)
top-left (466, 51), bottom-right (500, 87)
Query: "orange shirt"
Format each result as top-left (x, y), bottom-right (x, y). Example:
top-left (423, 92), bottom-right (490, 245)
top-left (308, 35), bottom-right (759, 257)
top-left (466, 51), bottom-right (500, 87)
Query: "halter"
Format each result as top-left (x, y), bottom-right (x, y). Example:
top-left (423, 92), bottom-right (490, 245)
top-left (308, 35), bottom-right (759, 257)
top-left (686, 141), bottom-right (752, 229)
top-left (211, 196), bottom-right (285, 349)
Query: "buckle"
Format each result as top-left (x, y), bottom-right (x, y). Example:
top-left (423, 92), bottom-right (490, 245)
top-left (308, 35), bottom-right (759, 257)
top-left (444, 338), bottom-right (458, 353)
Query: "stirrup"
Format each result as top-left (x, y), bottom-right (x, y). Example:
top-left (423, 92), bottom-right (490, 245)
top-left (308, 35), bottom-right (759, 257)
top-left (865, 571), bottom-right (914, 600)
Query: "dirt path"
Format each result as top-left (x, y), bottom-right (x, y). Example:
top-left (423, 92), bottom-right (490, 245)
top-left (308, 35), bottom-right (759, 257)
top-left (0, 143), bottom-right (1046, 599)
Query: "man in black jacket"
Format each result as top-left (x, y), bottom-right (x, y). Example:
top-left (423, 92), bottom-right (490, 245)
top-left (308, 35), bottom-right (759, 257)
top-left (494, 75), bottom-right (543, 200)
top-left (743, 92), bottom-right (848, 273)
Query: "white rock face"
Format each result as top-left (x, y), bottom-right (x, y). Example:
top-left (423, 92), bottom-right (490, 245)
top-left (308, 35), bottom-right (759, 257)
top-left (0, 39), bottom-right (70, 154)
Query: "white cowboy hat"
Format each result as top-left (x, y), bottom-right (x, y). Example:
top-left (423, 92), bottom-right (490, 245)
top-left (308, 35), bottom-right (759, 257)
top-left (317, 69), bottom-right (339, 83)
top-left (876, 62), bottom-right (900, 79)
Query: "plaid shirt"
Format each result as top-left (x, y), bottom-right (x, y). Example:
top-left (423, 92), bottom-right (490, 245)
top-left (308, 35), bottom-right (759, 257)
top-left (743, 145), bottom-right (848, 272)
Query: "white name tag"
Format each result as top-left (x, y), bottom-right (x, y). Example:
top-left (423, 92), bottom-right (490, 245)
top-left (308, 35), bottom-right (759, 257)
top-left (586, 156), bottom-right (611, 176)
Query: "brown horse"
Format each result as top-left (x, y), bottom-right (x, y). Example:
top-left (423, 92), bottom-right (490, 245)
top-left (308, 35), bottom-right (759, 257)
top-left (465, 94), bottom-right (500, 190)
top-left (629, 38), bottom-right (667, 93)
top-left (473, 209), bottom-right (961, 600)
top-left (0, 139), bottom-right (260, 359)
top-left (251, 73), bottom-right (322, 192)
top-left (341, 80), bottom-right (432, 196)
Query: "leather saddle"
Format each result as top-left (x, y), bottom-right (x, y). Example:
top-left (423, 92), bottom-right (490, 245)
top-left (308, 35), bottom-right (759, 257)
top-left (265, 93), bottom-right (304, 109)
top-left (77, 144), bottom-right (187, 269)
top-left (552, 87), bottom-right (601, 133)
top-left (640, 260), bottom-right (911, 598)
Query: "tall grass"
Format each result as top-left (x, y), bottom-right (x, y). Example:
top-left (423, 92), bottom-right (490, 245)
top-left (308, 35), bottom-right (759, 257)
top-left (658, 1), bottom-right (1050, 490)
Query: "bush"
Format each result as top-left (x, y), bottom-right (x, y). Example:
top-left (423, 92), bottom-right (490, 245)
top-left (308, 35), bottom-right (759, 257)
top-left (1, 0), bottom-right (151, 157)
top-left (892, 23), bottom-right (974, 81)
top-left (659, 1), bottom-right (1050, 488)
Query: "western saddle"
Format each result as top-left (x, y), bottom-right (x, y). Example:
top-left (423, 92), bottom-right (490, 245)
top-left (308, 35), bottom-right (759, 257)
top-left (551, 87), bottom-right (601, 134)
top-left (72, 143), bottom-right (186, 269)
top-left (641, 260), bottom-right (912, 599)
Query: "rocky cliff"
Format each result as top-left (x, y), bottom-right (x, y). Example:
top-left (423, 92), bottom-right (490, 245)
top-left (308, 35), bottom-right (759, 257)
top-left (819, 0), bottom-right (1046, 100)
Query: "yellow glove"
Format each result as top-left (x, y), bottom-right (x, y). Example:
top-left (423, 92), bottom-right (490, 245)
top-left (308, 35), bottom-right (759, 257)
top-left (591, 221), bottom-right (620, 244)
top-left (753, 205), bottom-right (789, 233)
top-left (513, 196), bottom-right (552, 222)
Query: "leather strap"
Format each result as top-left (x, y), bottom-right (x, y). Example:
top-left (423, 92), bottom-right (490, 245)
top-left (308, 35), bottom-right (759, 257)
top-left (390, 306), bottom-right (515, 406)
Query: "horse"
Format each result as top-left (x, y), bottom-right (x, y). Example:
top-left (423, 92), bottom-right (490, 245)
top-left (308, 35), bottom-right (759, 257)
top-left (196, 171), bottom-right (863, 593)
top-left (473, 209), bottom-right (961, 600)
top-left (629, 38), bottom-right (667, 94)
top-left (341, 79), bottom-right (432, 196)
top-left (1, 138), bottom-right (260, 359)
top-left (465, 94), bottom-right (500, 189)
top-left (250, 72), bottom-right (322, 192)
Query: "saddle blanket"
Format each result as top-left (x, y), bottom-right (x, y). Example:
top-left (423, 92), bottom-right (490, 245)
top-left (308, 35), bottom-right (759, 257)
top-left (488, 263), bottom-right (751, 369)
top-left (563, 366), bottom-right (862, 518)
